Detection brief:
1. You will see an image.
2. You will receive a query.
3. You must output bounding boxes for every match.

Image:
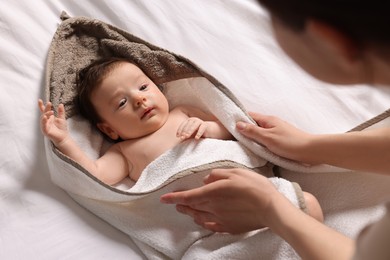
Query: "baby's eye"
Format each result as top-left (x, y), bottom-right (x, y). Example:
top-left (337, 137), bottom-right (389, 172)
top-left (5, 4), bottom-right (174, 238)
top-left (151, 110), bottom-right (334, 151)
top-left (139, 84), bottom-right (147, 91)
top-left (119, 98), bottom-right (127, 108)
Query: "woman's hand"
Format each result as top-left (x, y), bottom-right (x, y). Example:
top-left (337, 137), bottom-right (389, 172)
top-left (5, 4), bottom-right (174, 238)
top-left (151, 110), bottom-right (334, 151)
top-left (160, 168), bottom-right (280, 234)
top-left (161, 167), bottom-right (354, 259)
top-left (237, 112), bottom-right (315, 163)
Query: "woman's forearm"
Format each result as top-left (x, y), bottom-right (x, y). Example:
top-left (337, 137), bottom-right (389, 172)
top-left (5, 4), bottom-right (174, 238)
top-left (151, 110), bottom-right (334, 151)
top-left (305, 128), bottom-right (390, 174)
top-left (267, 194), bottom-right (355, 260)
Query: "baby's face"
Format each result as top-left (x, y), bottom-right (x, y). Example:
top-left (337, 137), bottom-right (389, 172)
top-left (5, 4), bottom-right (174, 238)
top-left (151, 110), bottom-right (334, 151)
top-left (91, 62), bottom-right (169, 140)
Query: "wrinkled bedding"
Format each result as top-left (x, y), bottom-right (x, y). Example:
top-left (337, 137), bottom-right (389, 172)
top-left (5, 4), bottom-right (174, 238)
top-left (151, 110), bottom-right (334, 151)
top-left (1, 1), bottom-right (390, 259)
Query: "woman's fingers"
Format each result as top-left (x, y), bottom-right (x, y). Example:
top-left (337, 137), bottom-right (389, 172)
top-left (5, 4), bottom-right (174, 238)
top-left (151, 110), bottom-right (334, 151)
top-left (176, 204), bottom-right (216, 221)
top-left (236, 112), bottom-right (283, 145)
top-left (202, 222), bottom-right (227, 233)
top-left (160, 186), bottom-right (208, 205)
top-left (161, 170), bottom-right (231, 205)
top-left (203, 169), bottom-right (232, 184)
top-left (161, 169), bottom-right (243, 205)
top-left (248, 111), bottom-right (281, 129)
top-left (176, 204), bottom-right (227, 232)
top-left (236, 121), bottom-right (267, 143)
top-left (248, 111), bottom-right (269, 127)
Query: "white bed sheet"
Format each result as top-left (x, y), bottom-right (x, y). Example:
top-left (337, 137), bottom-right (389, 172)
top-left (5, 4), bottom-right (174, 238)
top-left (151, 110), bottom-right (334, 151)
top-left (1, 0), bottom-right (390, 259)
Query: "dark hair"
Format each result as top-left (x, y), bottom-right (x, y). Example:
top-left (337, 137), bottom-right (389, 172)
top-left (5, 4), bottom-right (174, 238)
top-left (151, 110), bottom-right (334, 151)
top-left (256, 0), bottom-right (390, 49)
top-left (76, 57), bottom-right (131, 127)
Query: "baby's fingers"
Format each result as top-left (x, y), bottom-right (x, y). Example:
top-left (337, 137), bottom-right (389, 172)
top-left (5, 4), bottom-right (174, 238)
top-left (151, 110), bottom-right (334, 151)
top-left (57, 104), bottom-right (66, 120)
top-left (176, 121), bottom-right (187, 139)
top-left (40, 112), bottom-right (53, 133)
top-left (177, 118), bottom-right (202, 140)
top-left (194, 123), bottom-right (207, 139)
top-left (38, 100), bottom-right (53, 114)
top-left (38, 99), bottom-right (46, 113)
top-left (177, 120), bottom-right (194, 139)
top-left (181, 120), bottom-right (197, 137)
top-left (41, 111), bottom-right (54, 125)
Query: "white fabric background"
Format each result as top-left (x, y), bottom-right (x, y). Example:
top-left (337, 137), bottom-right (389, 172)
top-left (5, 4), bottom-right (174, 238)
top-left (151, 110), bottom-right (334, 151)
top-left (1, 0), bottom-right (389, 259)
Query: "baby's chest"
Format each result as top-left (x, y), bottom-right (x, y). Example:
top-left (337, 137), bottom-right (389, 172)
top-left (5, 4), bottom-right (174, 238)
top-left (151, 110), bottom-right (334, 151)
top-left (123, 134), bottom-right (181, 167)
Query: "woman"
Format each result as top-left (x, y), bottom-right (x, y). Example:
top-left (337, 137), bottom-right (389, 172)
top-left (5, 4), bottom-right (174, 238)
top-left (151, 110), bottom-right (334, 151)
top-left (161, 0), bottom-right (390, 259)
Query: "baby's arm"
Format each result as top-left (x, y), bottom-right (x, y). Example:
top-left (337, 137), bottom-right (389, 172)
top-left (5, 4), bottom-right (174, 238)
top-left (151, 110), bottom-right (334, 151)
top-left (177, 105), bottom-right (233, 140)
top-left (38, 100), bottom-right (129, 185)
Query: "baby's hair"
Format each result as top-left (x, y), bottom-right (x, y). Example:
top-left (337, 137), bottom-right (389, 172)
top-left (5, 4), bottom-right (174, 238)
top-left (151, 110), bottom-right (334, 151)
top-left (76, 57), bottom-right (130, 127)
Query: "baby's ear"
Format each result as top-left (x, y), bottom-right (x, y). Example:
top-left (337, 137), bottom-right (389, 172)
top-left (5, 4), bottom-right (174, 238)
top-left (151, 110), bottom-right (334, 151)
top-left (96, 122), bottom-right (119, 140)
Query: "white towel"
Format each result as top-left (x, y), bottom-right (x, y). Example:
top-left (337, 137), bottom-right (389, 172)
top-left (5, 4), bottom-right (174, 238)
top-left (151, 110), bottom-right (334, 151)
top-left (44, 13), bottom-right (390, 259)
top-left (45, 76), bottom-right (312, 259)
top-left (47, 134), bottom-right (305, 259)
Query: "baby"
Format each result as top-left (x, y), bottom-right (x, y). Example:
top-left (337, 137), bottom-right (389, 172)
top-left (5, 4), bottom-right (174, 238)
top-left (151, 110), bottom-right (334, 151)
top-left (39, 57), bottom-right (323, 221)
top-left (39, 57), bottom-right (233, 184)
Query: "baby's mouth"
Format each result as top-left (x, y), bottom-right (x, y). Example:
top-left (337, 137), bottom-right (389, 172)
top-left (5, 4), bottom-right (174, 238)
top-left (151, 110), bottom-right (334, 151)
top-left (141, 107), bottom-right (153, 119)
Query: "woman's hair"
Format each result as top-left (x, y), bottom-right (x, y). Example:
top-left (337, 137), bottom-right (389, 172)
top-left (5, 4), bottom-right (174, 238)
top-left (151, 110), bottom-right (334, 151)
top-left (76, 57), bottom-right (129, 127)
top-left (256, 0), bottom-right (390, 49)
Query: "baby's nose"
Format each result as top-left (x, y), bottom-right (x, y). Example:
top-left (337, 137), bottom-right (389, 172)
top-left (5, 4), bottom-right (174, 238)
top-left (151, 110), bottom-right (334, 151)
top-left (134, 94), bottom-right (146, 106)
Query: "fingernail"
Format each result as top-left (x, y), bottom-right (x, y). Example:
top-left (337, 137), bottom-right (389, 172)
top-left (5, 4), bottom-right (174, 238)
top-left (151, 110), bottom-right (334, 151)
top-left (236, 122), bottom-right (247, 131)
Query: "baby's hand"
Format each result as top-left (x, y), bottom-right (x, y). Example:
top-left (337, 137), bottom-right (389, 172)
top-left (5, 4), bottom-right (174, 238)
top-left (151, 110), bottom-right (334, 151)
top-left (38, 99), bottom-right (69, 146)
top-left (177, 117), bottom-right (208, 140)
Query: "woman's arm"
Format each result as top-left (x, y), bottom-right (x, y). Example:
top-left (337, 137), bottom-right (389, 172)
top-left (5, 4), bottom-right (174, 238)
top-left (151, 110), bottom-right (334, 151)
top-left (238, 112), bottom-right (390, 175)
top-left (303, 129), bottom-right (390, 174)
top-left (161, 168), bottom-right (355, 260)
top-left (267, 184), bottom-right (355, 260)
